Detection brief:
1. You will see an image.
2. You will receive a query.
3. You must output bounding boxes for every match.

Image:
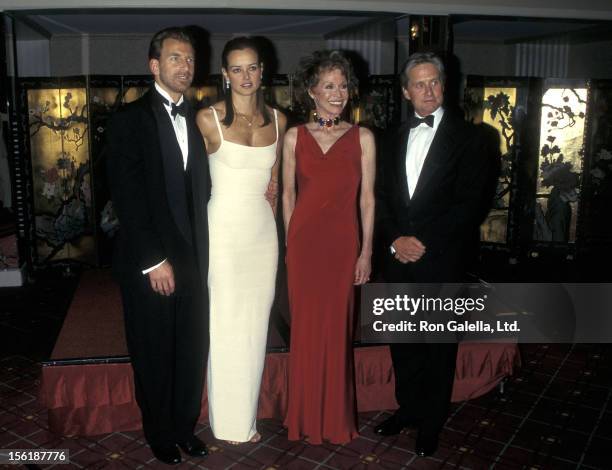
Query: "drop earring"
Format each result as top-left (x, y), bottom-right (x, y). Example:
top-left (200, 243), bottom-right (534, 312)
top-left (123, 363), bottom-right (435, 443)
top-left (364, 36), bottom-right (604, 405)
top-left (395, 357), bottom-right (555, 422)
top-left (225, 80), bottom-right (230, 90)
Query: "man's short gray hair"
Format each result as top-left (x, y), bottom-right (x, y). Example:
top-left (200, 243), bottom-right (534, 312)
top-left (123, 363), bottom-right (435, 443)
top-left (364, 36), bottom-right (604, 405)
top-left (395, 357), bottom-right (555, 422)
top-left (399, 52), bottom-right (445, 89)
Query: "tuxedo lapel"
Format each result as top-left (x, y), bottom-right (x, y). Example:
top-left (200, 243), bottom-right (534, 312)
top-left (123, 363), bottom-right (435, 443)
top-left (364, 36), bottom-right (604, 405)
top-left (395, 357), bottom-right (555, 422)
top-left (395, 124), bottom-right (411, 205)
top-left (185, 106), bottom-right (209, 223)
top-left (149, 91), bottom-right (193, 245)
top-left (184, 105), bottom-right (211, 283)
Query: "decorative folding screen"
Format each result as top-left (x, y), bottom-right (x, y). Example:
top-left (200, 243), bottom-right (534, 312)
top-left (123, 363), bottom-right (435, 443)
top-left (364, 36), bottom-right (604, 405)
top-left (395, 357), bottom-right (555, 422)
top-left (464, 77), bottom-right (532, 247)
top-left (464, 76), bottom-right (611, 260)
top-left (25, 78), bottom-right (95, 264)
top-left (533, 81), bottom-right (587, 243)
top-left (20, 75), bottom-right (222, 267)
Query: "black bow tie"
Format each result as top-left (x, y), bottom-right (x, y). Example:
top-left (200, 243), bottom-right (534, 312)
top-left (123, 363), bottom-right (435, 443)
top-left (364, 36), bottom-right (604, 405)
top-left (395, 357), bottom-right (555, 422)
top-left (160, 95), bottom-right (187, 118)
top-left (409, 114), bottom-right (434, 128)
top-left (170, 101), bottom-right (187, 118)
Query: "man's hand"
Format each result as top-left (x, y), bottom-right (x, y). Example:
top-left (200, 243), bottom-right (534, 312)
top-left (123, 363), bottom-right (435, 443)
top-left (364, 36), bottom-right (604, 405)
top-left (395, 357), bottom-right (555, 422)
top-left (392, 236), bottom-right (426, 264)
top-left (148, 260), bottom-right (175, 296)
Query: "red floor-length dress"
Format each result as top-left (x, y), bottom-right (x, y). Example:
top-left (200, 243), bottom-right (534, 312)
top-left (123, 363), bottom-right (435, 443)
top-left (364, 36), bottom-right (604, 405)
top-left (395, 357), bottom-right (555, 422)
top-left (284, 124), bottom-right (361, 444)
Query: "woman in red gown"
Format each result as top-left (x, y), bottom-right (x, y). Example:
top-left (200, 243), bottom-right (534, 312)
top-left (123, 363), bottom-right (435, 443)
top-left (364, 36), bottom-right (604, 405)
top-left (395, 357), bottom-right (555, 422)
top-left (282, 50), bottom-right (376, 444)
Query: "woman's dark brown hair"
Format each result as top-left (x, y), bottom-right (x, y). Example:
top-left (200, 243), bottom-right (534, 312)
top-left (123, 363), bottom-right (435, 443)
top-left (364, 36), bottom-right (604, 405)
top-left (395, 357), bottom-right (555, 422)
top-left (221, 37), bottom-right (271, 127)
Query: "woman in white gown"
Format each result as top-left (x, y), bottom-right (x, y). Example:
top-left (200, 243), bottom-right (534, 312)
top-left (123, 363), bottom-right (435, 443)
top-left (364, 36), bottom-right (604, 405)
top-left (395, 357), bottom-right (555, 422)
top-left (196, 37), bottom-right (287, 444)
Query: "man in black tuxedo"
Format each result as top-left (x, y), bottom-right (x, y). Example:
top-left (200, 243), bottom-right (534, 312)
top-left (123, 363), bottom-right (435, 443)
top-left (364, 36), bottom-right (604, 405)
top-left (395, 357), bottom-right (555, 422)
top-left (375, 52), bottom-right (491, 456)
top-left (106, 27), bottom-right (210, 465)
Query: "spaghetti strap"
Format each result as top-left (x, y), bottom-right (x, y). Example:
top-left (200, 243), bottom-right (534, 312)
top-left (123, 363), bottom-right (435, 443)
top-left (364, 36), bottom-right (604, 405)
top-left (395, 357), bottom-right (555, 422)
top-left (210, 106), bottom-right (224, 143)
top-left (273, 109), bottom-right (279, 144)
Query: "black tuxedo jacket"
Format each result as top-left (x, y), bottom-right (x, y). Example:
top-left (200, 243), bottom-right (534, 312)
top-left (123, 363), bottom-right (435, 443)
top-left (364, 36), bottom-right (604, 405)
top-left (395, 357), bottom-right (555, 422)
top-left (106, 89), bottom-right (210, 295)
top-left (376, 110), bottom-right (491, 282)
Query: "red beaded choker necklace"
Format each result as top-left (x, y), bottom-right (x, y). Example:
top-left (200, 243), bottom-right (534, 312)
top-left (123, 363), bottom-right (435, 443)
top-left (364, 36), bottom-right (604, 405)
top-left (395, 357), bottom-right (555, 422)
top-left (313, 112), bottom-right (340, 128)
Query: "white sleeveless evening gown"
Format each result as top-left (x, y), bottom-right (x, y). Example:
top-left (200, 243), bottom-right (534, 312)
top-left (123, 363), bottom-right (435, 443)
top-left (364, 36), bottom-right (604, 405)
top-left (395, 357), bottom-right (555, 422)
top-left (207, 107), bottom-right (279, 441)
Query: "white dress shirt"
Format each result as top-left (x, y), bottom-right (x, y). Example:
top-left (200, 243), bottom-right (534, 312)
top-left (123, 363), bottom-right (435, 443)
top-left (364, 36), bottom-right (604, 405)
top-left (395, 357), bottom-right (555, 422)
top-left (405, 106), bottom-right (445, 197)
top-left (390, 106), bottom-right (445, 255)
top-left (142, 83), bottom-right (190, 275)
top-left (155, 82), bottom-right (189, 169)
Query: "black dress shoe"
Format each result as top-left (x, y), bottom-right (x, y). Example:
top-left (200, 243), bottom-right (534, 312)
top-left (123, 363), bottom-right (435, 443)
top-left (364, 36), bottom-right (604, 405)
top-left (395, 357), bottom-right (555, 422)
top-left (415, 432), bottom-right (439, 457)
top-left (374, 416), bottom-right (405, 436)
top-left (177, 436), bottom-right (208, 457)
top-left (150, 444), bottom-right (181, 465)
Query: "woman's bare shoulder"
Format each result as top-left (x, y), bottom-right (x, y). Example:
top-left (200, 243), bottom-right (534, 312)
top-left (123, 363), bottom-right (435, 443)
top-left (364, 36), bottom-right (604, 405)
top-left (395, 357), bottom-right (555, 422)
top-left (358, 125), bottom-right (375, 140)
top-left (197, 102), bottom-right (226, 126)
top-left (285, 125), bottom-right (299, 138)
top-left (275, 109), bottom-right (288, 130)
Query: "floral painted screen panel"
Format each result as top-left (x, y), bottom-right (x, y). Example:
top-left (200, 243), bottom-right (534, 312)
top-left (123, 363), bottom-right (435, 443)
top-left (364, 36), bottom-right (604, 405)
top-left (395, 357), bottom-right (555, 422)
top-left (481, 87), bottom-right (516, 244)
top-left (90, 87), bottom-right (120, 148)
top-left (262, 75), bottom-right (292, 114)
top-left (464, 85), bottom-right (517, 244)
top-left (533, 87), bottom-right (587, 243)
top-left (583, 81), bottom-right (612, 244)
top-left (185, 84), bottom-right (219, 109)
top-left (0, 235), bottom-right (18, 269)
top-left (123, 87), bottom-right (148, 104)
top-left (270, 85), bottom-right (292, 111)
top-left (90, 85), bottom-right (121, 266)
top-left (356, 76), bottom-right (398, 131)
top-left (27, 87), bottom-right (95, 264)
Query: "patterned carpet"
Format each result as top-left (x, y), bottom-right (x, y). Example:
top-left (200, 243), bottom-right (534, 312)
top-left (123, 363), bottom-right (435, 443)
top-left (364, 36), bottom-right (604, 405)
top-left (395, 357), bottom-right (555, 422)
top-left (0, 268), bottom-right (610, 469)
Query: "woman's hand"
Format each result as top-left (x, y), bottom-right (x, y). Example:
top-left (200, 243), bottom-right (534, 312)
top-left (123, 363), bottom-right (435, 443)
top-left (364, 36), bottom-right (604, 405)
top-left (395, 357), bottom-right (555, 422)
top-left (354, 253), bottom-right (371, 285)
top-left (265, 179), bottom-right (279, 210)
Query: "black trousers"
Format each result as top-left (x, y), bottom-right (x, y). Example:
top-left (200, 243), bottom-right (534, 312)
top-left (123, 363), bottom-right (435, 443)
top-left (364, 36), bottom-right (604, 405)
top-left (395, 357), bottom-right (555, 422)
top-left (120, 276), bottom-right (208, 447)
top-left (383, 251), bottom-right (459, 436)
top-left (389, 342), bottom-right (457, 435)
